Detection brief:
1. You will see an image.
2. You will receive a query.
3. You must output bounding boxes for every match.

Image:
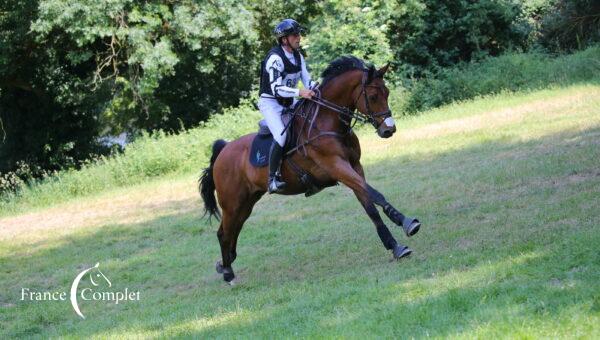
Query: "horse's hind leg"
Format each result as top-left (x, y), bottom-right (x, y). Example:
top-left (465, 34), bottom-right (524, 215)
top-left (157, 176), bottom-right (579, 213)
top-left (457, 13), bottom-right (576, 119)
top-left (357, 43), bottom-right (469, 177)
top-left (216, 191), bottom-right (264, 282)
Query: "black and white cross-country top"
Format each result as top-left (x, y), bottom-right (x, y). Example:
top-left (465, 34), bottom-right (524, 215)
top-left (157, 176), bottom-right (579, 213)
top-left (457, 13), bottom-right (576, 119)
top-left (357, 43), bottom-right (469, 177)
top-left (259, 45), bottom-right (314, 107)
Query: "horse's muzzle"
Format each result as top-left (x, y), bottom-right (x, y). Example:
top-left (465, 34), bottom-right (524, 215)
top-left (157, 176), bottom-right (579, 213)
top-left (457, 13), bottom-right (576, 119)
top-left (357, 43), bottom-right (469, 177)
top-left (377, 124), bottom-right (396, 138)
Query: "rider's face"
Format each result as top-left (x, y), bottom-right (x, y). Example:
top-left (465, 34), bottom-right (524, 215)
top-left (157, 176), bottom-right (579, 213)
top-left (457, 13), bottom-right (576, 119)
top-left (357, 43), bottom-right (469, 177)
top-left (284, 33), bottom-right (301, 50)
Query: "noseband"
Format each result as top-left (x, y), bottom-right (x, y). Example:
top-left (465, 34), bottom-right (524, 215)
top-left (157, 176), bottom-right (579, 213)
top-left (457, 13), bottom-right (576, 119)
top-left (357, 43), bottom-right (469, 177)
top-left (355, 71), bottom-right (392, 129)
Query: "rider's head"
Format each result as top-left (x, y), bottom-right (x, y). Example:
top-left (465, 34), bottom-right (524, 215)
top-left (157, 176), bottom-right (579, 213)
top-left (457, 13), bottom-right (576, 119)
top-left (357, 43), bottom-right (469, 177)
top-left (274, 19), bottom-right (305, 51)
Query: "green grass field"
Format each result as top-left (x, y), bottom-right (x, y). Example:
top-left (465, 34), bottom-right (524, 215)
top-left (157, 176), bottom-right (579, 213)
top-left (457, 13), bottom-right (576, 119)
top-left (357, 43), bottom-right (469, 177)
top-left (1, 84), bottom-right (599, 338)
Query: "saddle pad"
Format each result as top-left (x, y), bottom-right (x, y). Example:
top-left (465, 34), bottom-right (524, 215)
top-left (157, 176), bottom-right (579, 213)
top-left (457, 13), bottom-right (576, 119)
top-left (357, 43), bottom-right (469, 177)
top-left (249, 133), bottom-right (273, 167)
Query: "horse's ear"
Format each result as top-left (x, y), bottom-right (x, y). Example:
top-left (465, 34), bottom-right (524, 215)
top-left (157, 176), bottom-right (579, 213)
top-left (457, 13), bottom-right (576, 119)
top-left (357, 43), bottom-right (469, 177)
top-left (366, 65), bottom-right (376, 83)
top-left (376, 63), bottom-right (390, 78)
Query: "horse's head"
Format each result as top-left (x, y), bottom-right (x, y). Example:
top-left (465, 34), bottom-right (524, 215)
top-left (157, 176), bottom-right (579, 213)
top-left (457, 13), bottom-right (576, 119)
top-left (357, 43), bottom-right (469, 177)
top-left (89, 263), bottom-right (112, 287)
top-left (353, 63), bottom-right (396, 138)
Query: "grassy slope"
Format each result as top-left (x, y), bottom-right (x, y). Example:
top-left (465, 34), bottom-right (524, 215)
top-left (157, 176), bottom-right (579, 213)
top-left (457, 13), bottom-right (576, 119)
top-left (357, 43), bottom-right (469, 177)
top-left (1, 84), bottom-right (599, 338)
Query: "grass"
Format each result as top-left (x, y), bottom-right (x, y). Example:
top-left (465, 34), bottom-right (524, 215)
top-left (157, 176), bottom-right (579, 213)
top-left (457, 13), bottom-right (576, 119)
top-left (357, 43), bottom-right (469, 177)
top-left (1, 84), bottom-right (599, 338)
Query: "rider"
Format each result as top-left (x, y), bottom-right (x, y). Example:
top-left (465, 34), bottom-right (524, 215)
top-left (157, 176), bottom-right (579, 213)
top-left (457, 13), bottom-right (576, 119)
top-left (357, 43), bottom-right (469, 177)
top-left (258, 18), bottom-right (316, 194)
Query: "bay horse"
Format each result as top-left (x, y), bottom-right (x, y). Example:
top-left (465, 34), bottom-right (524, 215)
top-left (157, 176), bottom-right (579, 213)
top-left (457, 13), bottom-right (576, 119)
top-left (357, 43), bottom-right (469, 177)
top-left (200, 56), bottom-right (421, 282)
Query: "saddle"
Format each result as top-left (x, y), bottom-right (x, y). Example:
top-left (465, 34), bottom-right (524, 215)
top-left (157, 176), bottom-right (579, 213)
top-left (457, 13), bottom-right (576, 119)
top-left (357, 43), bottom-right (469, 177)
top-left (249, 111), bottom-right (293, 167)
top-left (249, 107), bottom-right (328, 197)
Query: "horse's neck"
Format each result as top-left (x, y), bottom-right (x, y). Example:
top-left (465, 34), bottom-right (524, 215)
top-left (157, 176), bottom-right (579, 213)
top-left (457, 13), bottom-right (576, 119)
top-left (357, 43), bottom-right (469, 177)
top-left (292, 71), bottom-right (361, 139)
top-left (321, 71), bottom-right (361, 108)
top-left (314, 71), bottom-right (361, 131)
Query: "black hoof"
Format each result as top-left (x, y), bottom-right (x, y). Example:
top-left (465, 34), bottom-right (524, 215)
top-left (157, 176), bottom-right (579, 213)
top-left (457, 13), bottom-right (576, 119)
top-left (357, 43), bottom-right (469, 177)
top-left (222, 267), bottom-right (235, 282)
top-left (403, 218), bottom-right (421, 237)
top-left (393, 244), bottom-right (412, 259)
top-left (216, 261), bottom-right (224, 274)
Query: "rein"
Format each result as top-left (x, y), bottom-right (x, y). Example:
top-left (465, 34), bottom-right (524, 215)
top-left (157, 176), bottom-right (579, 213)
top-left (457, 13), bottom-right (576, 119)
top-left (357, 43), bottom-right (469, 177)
top-left (307, 70), bottom-right (391, 130)
top-left (285, 70), bottom-right (391, 156)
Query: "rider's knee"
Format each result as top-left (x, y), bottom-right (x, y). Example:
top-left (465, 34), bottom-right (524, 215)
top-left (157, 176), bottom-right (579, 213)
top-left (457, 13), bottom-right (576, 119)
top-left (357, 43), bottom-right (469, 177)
top-left (274, 133), bottom-right (286, 147)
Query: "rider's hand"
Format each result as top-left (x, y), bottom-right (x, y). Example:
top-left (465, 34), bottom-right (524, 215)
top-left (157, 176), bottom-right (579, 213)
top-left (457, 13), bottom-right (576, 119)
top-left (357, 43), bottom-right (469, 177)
top-left (299, 88), bottom-right (315, 99)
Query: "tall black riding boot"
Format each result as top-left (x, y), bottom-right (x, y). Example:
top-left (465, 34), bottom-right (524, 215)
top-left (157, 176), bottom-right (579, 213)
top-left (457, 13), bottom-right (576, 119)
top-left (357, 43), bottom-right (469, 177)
top-left (268, 141), bottom-right (287, 194)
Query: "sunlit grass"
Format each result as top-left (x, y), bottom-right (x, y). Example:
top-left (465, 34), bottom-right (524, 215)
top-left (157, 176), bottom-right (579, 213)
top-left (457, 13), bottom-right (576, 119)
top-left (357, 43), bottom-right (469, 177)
top-left (1, 84), bottom-right (599, 338)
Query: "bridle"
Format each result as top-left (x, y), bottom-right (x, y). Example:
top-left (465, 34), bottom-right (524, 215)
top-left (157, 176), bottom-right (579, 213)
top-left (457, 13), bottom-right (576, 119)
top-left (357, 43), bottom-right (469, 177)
top-left (284, 69), bottom-right (392, 156)
top-left (353, 71), bottom-right (392, 129)
top-left (307, 70), bottom-right (392, 130)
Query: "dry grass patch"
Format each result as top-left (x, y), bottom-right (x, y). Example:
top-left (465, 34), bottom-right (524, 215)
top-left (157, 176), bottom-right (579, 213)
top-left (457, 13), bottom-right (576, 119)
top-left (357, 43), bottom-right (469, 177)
top-left (0, 176), bottom-right (200, 245)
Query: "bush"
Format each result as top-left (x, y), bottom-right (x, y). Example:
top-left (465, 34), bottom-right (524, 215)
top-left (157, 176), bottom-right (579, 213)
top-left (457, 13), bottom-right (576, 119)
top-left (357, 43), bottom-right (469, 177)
top-left (387, 0), bottom-right (527, 78)
top-left (0, 98), bottom-right (261, 214)
top-left (538, 0), bottom-right (600, 52)
top-left (402, 44), bottom-right (600, 113)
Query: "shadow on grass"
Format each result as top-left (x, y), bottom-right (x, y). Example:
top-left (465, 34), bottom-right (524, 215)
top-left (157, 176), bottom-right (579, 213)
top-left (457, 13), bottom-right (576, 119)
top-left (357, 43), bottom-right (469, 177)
top-left (1, 126), bottom-right (599, 337)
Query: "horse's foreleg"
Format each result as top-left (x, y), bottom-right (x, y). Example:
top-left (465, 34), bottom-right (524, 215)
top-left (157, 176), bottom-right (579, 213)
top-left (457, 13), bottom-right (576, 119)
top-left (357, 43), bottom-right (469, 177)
top-left (367, 184), bottom-right (420, 237)
top-left (322, 156), bottom-right (411, 259)
top-left (353, 163), bottom-right (421, 237)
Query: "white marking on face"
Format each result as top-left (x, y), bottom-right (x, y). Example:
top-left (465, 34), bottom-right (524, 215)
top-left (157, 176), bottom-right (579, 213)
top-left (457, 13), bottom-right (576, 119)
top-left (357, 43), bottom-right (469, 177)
top-left (384, 117), bottom-right (396, 127)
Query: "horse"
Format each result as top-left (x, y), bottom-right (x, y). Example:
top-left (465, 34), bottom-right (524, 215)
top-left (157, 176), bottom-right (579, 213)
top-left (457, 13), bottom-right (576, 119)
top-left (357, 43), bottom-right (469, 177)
top-left (199, 56), bottom-right (421, 282)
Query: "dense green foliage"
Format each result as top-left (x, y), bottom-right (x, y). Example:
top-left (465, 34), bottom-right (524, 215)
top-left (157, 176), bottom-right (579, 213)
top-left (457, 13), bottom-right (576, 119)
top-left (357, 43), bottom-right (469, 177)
top-left (387, 0), bottom-right (526, 78)
top-left (0, 0), bottom-right (109, 180)
top-left (0, 98), bottom-right (261, 214)
top-left (304, 0), bottom-right (393, 76)
top-left (403, 45), bottom-right (600, 112)
top-left (1, 0), bottom-right (600, 196)
top-left (0, 0), bottom-right (319, 181)
top-left (538, 0), bottom-right (600, 52)
top-left (3, 42), bottom-right (600, 213)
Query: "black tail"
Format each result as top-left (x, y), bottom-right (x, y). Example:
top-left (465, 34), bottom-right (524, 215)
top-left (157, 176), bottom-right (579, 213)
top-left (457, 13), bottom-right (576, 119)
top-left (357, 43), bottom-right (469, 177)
top-left (199, 139), bottom-right (227, 222)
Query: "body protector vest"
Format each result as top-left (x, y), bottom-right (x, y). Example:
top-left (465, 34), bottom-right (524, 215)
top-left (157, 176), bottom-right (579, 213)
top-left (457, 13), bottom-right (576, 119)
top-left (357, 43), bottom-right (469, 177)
top-left (259, 46), bottom-right (302, 107)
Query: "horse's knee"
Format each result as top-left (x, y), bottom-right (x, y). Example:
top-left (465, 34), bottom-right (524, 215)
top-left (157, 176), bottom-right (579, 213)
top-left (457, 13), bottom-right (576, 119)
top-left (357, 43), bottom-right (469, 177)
top-left (367, 184), bottom-right (386, 206)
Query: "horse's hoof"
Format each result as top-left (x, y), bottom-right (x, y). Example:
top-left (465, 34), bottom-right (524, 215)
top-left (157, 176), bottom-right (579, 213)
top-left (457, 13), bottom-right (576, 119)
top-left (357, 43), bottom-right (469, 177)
top-left (222, 267), bottom-right (235, 282)
top-left (393, 245), bottom-right (412, 259)
top-left (403, 218), bottom-right (421, 237)
top-left (216, 261), bottom-right (224, 274)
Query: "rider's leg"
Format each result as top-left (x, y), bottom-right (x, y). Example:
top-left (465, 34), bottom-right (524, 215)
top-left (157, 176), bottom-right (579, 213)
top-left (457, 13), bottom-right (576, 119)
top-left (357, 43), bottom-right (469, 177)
top-left (258, 98), bottom-right (288, 193)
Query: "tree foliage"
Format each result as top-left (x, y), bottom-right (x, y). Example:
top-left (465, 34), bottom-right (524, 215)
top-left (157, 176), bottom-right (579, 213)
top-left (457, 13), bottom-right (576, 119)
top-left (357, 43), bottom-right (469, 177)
top-left (1, 0), bottom-right (599, 191)
top-left (386, 0), bottom-right (527, 78)
top-left (538, 0), bottom-right (600, 52)
top-left (304, 0), bottom-right (393, 77)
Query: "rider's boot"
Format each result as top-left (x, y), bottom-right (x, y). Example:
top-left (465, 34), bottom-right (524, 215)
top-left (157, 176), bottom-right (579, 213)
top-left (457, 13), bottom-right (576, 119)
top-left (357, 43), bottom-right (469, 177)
top-left (268, 141), bottom-right (287, 194)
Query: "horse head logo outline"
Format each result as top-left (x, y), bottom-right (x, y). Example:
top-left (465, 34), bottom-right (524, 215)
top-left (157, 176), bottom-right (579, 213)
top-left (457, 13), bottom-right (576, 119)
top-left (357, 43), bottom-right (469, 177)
top-left (70, 263), bottom-right (111, 319)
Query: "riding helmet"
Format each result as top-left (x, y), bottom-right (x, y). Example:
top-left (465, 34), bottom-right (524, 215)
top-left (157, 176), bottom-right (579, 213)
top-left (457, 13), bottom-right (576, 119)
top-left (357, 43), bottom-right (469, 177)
top-left (274, 19), bottom-right (305, 39)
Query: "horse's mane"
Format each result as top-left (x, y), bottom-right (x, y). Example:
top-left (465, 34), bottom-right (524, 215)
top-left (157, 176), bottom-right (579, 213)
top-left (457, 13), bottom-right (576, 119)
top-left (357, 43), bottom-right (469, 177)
top-left (320, 55), bottom-right (373, 87)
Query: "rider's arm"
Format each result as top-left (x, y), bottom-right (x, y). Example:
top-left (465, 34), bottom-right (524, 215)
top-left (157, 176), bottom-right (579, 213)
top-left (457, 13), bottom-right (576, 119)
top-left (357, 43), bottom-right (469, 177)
top-left (300, 55), bottom-right (314, 89)
top-left (267, 55), bottom-right (299, 98)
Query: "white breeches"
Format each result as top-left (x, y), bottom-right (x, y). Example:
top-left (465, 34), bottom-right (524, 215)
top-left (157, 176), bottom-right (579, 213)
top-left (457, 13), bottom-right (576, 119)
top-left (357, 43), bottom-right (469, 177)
top-left (258, 97), bottom-right (294, 147)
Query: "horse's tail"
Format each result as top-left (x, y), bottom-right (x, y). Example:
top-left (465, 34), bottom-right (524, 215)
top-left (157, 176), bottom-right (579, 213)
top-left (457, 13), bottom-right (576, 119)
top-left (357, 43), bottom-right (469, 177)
top-left (199, 139), bottom-right (227, 221)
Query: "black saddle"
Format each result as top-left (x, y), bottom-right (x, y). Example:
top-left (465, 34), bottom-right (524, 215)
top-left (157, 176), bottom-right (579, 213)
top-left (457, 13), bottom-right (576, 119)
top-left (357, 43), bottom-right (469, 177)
top-left (249, 110), bottom-right (294, 167)
top-left (249, 104), bottom-right (333, 197)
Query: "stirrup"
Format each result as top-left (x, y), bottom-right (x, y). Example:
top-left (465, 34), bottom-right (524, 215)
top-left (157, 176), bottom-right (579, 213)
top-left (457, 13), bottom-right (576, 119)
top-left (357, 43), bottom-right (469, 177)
top-left (268, 175), bottom-right (286, 194)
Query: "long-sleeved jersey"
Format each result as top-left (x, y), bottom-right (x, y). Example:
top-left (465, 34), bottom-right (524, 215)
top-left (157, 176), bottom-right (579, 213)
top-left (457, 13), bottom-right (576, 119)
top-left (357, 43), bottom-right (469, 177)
top-left (259, 45), bottom-right (314, 107)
